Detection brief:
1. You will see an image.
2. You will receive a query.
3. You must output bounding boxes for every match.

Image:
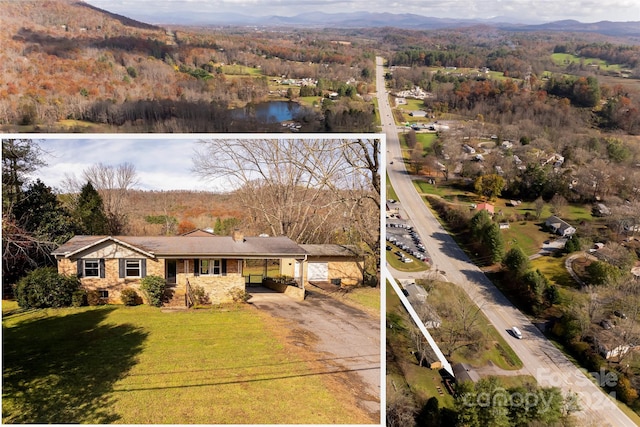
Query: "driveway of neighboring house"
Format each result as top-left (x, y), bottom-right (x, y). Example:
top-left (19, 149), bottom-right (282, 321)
top-left (529, 237), bottom-right (567, 260)
top-left (247, 287), bottom-right (380, 420)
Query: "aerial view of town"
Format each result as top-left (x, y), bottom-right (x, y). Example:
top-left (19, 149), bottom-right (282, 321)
top-left (2, 0), bottom-right (640, 426)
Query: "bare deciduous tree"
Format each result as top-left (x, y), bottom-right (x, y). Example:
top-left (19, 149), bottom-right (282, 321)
top-left (534, 196), bottom-right (545, 219)
top-left (64, 162), bottom-right (139, 234)
top-left (386, 387), bottom-right (417, 427)
top-left (193, 138), bottom-right (380, 253)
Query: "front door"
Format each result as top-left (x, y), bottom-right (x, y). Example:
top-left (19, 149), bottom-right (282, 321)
top-left (166, 260), bottom-right (177, 284)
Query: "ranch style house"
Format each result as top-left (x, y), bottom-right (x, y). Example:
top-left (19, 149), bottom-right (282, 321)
top-left (52, 229), bottom-right (364, 305)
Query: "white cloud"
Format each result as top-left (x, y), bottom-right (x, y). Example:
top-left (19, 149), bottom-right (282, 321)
top-left (32, 138), bottom-right (211, 192)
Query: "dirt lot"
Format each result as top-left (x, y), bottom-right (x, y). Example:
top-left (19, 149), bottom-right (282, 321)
top-left (247, 287), bottom-right (381, 422)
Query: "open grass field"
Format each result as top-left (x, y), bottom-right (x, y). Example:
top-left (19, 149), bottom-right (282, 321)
top-left (502, 221), bottom-right (548, 256)
top-left (530, 255), bottom-right (580, 290)
top-left (2, 301), bottom-right (372, 424)
top-left (396, 98), bottom-right (426, 112)
top-left (416, 132), bottom-right (437, 150)
top-left (221, 64), bottom-right (263, 76)
top-left (298, 95), bottom-right (322, 107)
top-left (551, 53), bottom-right (623, 72)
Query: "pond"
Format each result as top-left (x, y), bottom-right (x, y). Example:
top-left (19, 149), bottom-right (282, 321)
top-left (231, 101), bottom-right (303, 123)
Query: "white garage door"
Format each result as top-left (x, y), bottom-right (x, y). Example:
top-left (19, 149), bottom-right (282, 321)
top-left (307, 262), bottom-right (329, 281)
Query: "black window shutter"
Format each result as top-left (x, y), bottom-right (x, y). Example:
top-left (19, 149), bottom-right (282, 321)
top-left (194, 259), bottom-right (200, 276)
top-left (119, 259), bottom-right (125, 278)
top-left (222, 259), bottom-right (227, 276)
top-left (100, 259), bottom-right (106, 278)
top-left (141, 259), bottom-right (147, 278)
top-left (77, 259), bottom-right (83, 278)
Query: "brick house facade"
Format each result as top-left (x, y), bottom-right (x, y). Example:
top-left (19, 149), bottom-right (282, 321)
top-left (52, 231), bottom-right (308, 305)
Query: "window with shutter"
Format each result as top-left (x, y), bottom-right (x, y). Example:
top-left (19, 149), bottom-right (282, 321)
top-left (84, 260), bottom-right (100, 277)
top-left (125, 259), bottom-right (142, 277)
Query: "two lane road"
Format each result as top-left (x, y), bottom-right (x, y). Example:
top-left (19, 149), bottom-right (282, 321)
top-left (377, 55), bottom-right (636, 427)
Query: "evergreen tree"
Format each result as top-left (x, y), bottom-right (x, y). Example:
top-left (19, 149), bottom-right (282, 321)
top-left (503, 246), bottom-right (530, 278)
top-left (523, 269), bottom-right (550, 306)
top-left (214, 217), bottom-right (223, 235)
top-left (470, 209), bottom-right (492, 239)
top-left (2, 139), bottom-right (45, 212)
top-left (455, 381), bottom-right (479, 427)
top-left (544, 285), bottom-right (561, 305)
top-left (564, 235), bottom-right (581, 253)
top-left (484, 223), bottom-right (505, 263)
top-left (75, 182), bottom-right (109, 234)
top-left (475, 377), bottom-right (511, 427)
top-left (13, 179), bottom-right (76, 244)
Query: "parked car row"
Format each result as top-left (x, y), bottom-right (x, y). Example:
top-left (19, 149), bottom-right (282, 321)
top-left (386, 221), bottom-right (431, 263)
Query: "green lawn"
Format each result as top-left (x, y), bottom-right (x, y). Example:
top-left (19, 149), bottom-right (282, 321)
top-left (487, 70), bottom-right (513, 81)
top-left (551, 53), bottom-right (623, 72)
top-left (386, 173), bottom-right (399, 201)
top-left (221, 64), bottom-right (263, 76)
top-left (2, 303), bottom-right (371, 424)
top-left (298, 96), bottom-right (322, 107)
top-left (530, 256), bottom-right (580, 289)
top-left (414, 181), bottom-right (470, 200)
top-left (502, 221), bottom-right (548, 256)
top-left (340, 286), bottom-right (380, 315)
top-left (397, 98), bottom-right (426, 112)
top-left (386, 244), bottom-right (429, 273)
top-left (416, 132), bottom-right (437, 150)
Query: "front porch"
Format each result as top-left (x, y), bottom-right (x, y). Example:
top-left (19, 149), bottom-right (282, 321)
top-left (162, 257), bottom-right (305, 308)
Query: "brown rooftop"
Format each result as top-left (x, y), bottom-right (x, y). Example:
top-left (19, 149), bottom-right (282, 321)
top-left (52, 235), bottom-right (307, 259)
top-left (299, 244), bottom-right (361, 257)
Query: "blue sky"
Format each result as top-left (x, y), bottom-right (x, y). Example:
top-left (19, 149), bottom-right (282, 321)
top-left (28, 137), bottom-right (219, 192)
top-left (85, 0), bottom-right (640, 24)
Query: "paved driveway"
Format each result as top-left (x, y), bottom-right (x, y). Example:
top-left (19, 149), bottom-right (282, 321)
top-left (247, 287), bottom-right (381, 420)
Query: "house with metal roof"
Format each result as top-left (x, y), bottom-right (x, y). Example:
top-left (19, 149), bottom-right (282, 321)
top-left (52, 230), bottom-right (309, 306)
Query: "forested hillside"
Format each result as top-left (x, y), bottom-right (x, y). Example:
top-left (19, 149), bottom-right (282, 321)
top-left (0, 0), bottom-right (378, 132)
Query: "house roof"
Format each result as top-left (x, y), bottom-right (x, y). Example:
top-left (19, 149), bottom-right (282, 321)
top-left (405, 283), bottom-right (427, 300)
top-left (52, 235), bottom-right (308, 259)
top-left (299, 244), bottom-right (361, 257)
top-left (476, 203), bottom-right (495, 213)
top-left (591, 324), bottom-right (634, 355)
top-left (452, 363), bottom-right (480, 383)
top-left (545, 215), bottom-right (575, 232)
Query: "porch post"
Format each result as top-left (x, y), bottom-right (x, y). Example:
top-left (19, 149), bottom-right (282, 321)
top-left (301, 254), bottom-right (307, 292)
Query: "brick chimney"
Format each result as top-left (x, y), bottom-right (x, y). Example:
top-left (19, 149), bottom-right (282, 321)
top-left (232, 229), bottom-right (244, 242)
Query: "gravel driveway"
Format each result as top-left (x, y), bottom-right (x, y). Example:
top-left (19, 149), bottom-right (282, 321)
top-left (247, 287), bottom-right (381, 420)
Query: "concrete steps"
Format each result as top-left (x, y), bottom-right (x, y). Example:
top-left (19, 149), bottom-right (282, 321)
top-left (163, 285), bottom-right (187, 308)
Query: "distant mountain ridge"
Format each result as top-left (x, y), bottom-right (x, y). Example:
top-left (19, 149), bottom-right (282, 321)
top-left (513, 19), bottom-right (640, 36)
top-left (150, 10), bottom-right (640, 36)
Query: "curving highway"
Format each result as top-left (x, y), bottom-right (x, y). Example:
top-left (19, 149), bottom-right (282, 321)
top-left (377, 56), bottom-right (636, 427)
